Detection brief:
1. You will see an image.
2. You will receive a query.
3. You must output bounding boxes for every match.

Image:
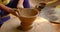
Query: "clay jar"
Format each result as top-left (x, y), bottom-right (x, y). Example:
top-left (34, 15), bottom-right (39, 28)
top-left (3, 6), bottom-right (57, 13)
top-left (35, 3), bottom-right (46, 12)
top-left (17, 8), bottom-right (39, 31)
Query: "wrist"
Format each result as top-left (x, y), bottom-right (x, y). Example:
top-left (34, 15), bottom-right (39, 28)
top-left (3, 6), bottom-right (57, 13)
top-left (17, 5), bottom-right (24, 8)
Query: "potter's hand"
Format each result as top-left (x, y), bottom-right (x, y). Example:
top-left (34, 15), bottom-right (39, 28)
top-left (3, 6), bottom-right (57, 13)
top-left (0, 3), bottom-right (18, 17)
top-left (17, 0), bottom-right (24, 8)
top-left (17, 5), bottom-right (24, 9)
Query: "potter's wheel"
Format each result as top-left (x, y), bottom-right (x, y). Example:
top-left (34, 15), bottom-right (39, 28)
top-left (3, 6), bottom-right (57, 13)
top-left (0, 17), bottom-right (54, 32)
top-left (40, 5), bottom-right (60, 24)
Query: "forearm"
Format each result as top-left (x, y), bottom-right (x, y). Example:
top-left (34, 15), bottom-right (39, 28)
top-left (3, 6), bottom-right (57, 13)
top-left (0, 3), bottom-right (18, 16)
top-left (17, 0), bottom-right (24, 8)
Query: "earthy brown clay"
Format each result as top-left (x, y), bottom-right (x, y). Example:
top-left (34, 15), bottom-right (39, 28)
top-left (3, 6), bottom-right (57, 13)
top-left (17, 8), bottom-right (39, 31)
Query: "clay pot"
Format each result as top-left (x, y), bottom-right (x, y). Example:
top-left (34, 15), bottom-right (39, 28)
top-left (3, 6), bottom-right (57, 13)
top-left (35, 3), bottom-right (46, 12)
top-left (17, 8), bottom-right (39, 31)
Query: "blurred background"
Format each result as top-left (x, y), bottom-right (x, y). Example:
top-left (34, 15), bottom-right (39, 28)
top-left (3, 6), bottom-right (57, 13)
top-left (29, 0), bottom-right (60, 7)
top-left (29, 0), bottom-right (60, 23)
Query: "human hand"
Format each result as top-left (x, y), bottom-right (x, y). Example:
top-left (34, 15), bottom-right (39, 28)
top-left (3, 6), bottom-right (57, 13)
top-left (17, 5), bottom-right (24, 9)
top-left (17, 0), bottom-right (24, 8)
